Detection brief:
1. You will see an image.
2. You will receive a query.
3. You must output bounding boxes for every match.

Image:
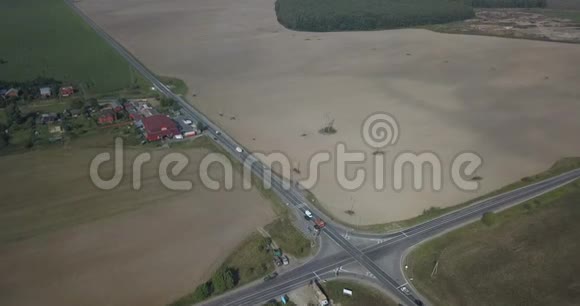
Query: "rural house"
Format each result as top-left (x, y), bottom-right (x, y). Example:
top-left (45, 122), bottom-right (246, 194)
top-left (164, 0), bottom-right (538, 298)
top-left (141, 114), bottom-right (179, 141)
top-left (4, 88), bottom-right (19, 98)
top-left (39, 87), bottom-right (52, 98)
top-left (59, 86), bottom-right (74, 97)
top-left (98, 109), bottom-right (116, 124)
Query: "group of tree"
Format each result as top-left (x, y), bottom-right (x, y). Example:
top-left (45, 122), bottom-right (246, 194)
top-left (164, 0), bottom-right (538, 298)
top-left (469, 0), bottom-right (547, 8)
top-left (169, 267), bottom-right (238, 306)
top-left (274, 0), bottom-right (549, 32)
top-left (275, 0), bottom-right (475, 32)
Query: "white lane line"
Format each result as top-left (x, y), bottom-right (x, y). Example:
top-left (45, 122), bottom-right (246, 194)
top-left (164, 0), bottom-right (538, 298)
top-left (313, 271), bottom-right (321, 280)
top-left (397, 282), bottom-right (408, 289)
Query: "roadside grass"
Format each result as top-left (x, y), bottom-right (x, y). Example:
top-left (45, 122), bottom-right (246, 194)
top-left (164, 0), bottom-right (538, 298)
top-left (265, 218), bottom-right (312, 258)
top-left (169, 233), bottom-right (275, 305)
top-left (530, 8), bottom-right (580, 22)
top-left (405, 178), bottom-right (580, 306)
top-left (0, 0), bottom-right (148, 94)
top-left (158, 76), bottom-right (189, 96)
top-left (322, 280), bottom-right (397, 306)
top-left (308, 157), bottom-right (580, 233)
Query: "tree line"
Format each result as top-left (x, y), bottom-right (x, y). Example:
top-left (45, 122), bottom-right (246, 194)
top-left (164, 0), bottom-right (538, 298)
top-left (275, 0), bottom-right (475, 32)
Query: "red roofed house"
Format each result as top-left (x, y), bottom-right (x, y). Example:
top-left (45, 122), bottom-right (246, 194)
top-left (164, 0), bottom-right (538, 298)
top-left (98, 109), bottom-right (116, 124)
top-left (60, 86), bottom-right (74, 97)
top-left (142, 114), bottom-right (179, 141)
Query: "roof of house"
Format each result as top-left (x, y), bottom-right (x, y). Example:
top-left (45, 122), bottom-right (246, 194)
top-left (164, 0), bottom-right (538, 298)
top-left (99, 109), bottom-right (115, 117)
top-left (142, 115), bottom-right (178, 134)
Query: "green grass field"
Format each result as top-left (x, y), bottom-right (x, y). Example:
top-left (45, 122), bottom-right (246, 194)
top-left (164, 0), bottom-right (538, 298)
top-left (265, 218), bottom-right (312, 258)
top-left (322, 280), bottom-right (397, 306)
top-left (406, 178), bottom-right (580, 305)
top-left (0, 0), bottom-right (146, 94)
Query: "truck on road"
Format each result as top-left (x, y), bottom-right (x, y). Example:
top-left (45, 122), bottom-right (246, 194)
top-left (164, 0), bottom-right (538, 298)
top-left (314, 218), bottom-right (326, 229)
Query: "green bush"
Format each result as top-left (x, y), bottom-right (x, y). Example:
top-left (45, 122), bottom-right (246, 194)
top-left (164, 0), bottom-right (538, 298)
top-left (481, 212), bottom-right (498, 226)
top-left (469, 0), bottom-right (547, 8)
top-left (275, 0), bottom-right (475, 32)
top-left (211, 267), bottom-right (236, 293)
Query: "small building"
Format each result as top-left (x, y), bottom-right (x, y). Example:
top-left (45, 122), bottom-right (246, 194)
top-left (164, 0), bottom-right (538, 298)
top-left (39, 87), bottom-right (52, 98)
top-left (174, 115), bottom-right (198, 138)
top-left (38, 113), bottom-right (59, 125)
top-left (70, 109), bottom-right (82, 117)
top-left (98, 110), bottom-right (116, 124)
top-left (142, 114), bottom-right (179, 142)
top-left (4, 88), bottom-right (19, 98)
top-left (60, 86), bottom-right (74, 97)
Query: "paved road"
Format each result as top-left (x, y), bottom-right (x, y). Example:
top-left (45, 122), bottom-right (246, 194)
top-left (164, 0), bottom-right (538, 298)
top-left (66, 2), bottom-right (580, 305)
top-left (200, 168), bottom-right (580, 305)
top-left (65, 1), bottom-right (422, 304)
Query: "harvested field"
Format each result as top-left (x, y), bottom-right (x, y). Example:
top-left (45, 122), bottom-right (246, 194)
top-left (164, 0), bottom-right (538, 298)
top-left (77, 0), bottom-right (580, 225)
top-left (0, 140), bottom-right (275, 306)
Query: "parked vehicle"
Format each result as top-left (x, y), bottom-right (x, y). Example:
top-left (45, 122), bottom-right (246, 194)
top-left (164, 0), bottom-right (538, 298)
top-left (282, 255), bottom-right (289, 265)
top-left (304, 210), bottom-right (313, 220)
top-left (183, 119), bottom-right (193, 125)
top-left (174, 134), bottom-right (183, 140)
top-left (263, 272), bottom-right (278, 282)
top-left (273, 257), bottom-right (283, 266)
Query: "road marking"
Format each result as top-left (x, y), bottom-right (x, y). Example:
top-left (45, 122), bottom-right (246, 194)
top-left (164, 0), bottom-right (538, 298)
top-left (313, 271), bottom-right (321, 280)
top-left (401, 231), bottom-right (408, 237)
top-left (397, 282), bottom-right (408, 289)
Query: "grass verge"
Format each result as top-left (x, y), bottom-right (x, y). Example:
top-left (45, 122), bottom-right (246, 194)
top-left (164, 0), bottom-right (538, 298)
top-left (405, 177), bottom-right (580, 306)
top-left (265, 218), bottom-right (312, 258)
top-left (321, 280), bottom-right (398, 306)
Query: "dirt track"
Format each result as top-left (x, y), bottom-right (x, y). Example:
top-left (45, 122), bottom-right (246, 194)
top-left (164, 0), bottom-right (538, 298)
top-left (0, 145), bottom-right (275, 306)
top-left (77, 0), bottom-right (580, 225)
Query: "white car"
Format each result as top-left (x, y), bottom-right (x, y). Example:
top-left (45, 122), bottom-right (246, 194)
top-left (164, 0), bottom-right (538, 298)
top-left (235, 146), bottom-right (243, 153)
top-left (174, 134), bottom-right (184, 140)
top-left (183, 119), bottom-right (193, 125)
top-left (304, 210), bottom-right (313, 219)
top-left (400, 286), bottom-right (411, 295)
top-left (215, 130), bottom-right (221, 135)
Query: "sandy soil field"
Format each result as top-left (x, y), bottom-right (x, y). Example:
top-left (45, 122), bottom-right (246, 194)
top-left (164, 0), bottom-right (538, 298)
top-left (0, 144), bottom-right (275, 306)
top-left (77, 0), bottom-right (580, 225)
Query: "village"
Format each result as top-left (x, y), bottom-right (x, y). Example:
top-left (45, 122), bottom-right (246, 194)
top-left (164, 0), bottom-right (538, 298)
top-left (0, 82), bottom-right (202, 151)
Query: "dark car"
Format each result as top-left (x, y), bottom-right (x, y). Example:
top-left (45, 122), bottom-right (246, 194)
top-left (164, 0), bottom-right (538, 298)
top-left (263, 272), bottom-right (278, 282)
